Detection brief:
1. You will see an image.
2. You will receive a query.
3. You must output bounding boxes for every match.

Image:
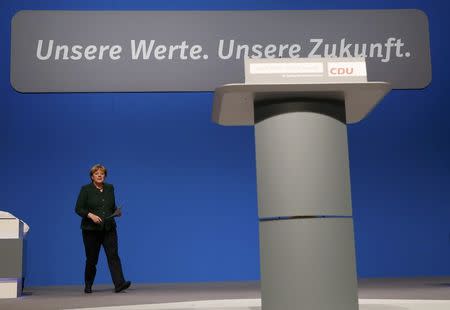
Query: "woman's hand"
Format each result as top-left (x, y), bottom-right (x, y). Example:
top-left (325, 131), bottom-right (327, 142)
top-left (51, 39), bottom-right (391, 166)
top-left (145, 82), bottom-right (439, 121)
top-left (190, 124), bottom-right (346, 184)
top-left (87, 212), bottom-right (103, 224)
top-left (116, 208), bottom-right (122, 217)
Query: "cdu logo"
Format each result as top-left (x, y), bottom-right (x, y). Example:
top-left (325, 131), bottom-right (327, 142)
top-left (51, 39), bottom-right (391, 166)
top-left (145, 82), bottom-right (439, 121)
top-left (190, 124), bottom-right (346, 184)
top-left (328, 61), bottom-right (367, 77)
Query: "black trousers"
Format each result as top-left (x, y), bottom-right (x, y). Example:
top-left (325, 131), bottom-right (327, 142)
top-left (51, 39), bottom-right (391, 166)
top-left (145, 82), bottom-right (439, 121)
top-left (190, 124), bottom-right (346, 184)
top-left (82, 228), bottom-right (125, 288)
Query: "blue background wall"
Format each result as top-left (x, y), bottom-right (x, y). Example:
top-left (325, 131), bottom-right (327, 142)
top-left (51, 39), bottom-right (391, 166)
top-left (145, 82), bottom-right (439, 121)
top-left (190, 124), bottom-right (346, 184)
top-left (1, 1), bottom-right (449, 286)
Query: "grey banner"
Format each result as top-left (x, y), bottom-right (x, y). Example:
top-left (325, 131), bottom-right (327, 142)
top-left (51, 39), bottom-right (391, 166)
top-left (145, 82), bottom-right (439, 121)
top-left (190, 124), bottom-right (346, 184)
top-left (11, 10), bottom-right (431, 92)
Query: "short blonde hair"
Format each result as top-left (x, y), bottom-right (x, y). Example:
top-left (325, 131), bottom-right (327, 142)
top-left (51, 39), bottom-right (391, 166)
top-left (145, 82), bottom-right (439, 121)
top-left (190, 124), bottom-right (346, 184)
top-left (89, 164), bottom-right (108, 178)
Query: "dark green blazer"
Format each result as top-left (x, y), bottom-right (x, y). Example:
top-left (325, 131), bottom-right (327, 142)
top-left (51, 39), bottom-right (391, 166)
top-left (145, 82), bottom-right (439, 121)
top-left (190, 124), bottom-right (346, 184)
top-left (75, 183), bottom-right (117, 231)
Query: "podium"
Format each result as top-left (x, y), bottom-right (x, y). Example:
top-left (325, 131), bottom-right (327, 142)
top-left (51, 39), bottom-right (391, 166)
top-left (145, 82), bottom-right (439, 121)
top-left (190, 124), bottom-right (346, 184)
top-left (0, 213), bottom-right (27, 299)
top-left (212, 58), bottom-right (391, 310)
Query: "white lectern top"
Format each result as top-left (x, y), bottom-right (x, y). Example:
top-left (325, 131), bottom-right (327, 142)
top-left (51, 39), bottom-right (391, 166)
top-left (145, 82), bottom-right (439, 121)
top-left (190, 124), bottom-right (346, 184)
top-left (212, 82), bottom-right (391, 125)
top-left (212, 58), bottom-right (391, 125)
top-left (0, 211), bottom-right (30, 239)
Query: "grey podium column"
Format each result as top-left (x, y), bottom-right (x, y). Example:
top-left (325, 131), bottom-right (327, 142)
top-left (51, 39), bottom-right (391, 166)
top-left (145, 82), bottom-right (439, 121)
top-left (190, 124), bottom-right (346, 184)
top-left (255, 100), bottom-right (357, 310)
top-left (211, 82), bottom-right (391, 310)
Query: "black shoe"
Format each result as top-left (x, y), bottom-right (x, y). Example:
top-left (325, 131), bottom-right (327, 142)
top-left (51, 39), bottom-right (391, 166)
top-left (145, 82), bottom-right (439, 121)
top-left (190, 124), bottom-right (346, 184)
top-left (114, 280), bottom-right (131, 293)
top-left (84, 285), bottom-right (92, 294)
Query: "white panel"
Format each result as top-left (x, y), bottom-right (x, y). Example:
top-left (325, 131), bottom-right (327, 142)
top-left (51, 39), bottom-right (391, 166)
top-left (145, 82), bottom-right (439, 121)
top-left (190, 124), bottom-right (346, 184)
top-left (0, 279), bottom-right (20, 299)
top-left (245, 57), bottom-right (367, 84)
top-left (0, 219), bottom-right (21, 239)
top-left (250, 62), bottom-right (324, 74)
